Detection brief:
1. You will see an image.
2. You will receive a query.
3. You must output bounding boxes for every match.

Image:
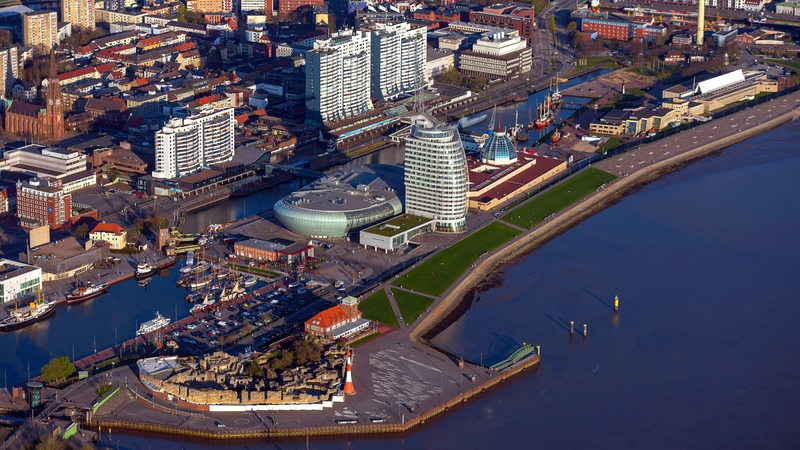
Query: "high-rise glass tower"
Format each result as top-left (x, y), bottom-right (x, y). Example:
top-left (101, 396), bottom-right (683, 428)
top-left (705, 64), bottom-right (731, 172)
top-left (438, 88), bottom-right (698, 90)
top-left (404, 117), bottom-right (468, 233)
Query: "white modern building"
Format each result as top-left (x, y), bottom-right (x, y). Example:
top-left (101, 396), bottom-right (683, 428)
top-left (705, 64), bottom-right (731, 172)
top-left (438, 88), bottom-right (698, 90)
top-left (240, 0), bottom-right (265, 12)
top-left (404, 115), bottom-right (468, 233)
top-left (306, 29), bottom-right (373, 124)
top-left (152, 107), bottom-right (235, 179)
top-left (459, 31), bottom-right (532, 81)
top-left (0, 259), bottom-right (42, 304)
top-left (0, 47), bottom-right (20, 98)
top-left (368, 22), bottom-right (428, 101)
top-left (0, 145), bottom-right (95, 193)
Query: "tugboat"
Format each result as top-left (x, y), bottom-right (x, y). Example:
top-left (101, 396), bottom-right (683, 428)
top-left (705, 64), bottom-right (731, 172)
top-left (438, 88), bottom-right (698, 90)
top-left (137, 311), bottom-right (171, 336)
top-left (0, 288), bottom-right (56, 332)
top-left (135, 262), bottom-right (156, 279)
top-left (66, 281), bottom-right (109, 305)
top-left (551, 129), bottom-right (562, 144)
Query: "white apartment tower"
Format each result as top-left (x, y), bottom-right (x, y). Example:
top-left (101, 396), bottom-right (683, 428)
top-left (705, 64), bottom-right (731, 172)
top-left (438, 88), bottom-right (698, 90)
top-left (404, 116), bottom-right (468, 233)
top-left (153, 108), bottom-right (235, 179)
top-left (0, 47), bottom-right (19, 98)
top-left (370, 22), bottom-right (428, 101)
top-left (23, 11), bottom-right (58, 52)
top-left (62, 0), bottom-right (96, 30)
top-left (306, 29), bottom-right (373, 124)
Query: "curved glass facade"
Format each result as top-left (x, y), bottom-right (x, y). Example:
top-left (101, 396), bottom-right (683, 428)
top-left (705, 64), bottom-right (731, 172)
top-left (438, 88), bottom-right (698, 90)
top-left (274, 198), bottom-right (402, 238)
top-left (404, 119), bottom-right (468, 233)
top-left (273, 165), bottom-right (404, 238)
top-left (480, 129), bottom-right (517, 165)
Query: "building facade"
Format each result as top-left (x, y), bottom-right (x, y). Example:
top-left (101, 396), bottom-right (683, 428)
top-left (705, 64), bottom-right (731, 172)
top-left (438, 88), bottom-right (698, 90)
top-left (468, 6), bottom-right (535, 43)
top-left (23, 11), bottom-right (58, 51)
top-left (152, 107), bottom-right (235, 179)
top-left (15, 178), bottom-right (71, 230)
top-left (459, 31), bottom-right (532, 81)
top-left (0, 47), bottom-right (19, 98)
top-left (0, 259), bottom-right (42, 304)
top-left (0, 145), bottom-right (92, 193)
top-left (304, 296), bottom-right (365, 339)
top-left (62, 0), bottom-right (96, 30)
top-left (306, 29), bottom-right (373, 124)
top-left (404, 117), bottom-right (468, 233)
top-left (369, 22), bottom-right (427, 101)
top-left (89, 222), bottom-right (127, 250)
top-left (279, 0), bottom-right (323, 15)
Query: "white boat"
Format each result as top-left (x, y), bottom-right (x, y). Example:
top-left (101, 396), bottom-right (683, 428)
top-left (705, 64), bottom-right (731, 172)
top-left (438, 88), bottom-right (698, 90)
top-left (189, 276), bottom-right (213, 289)
top-left (136, 262), bottom-right (156, 278)
top-left (180, 260), bottom-right (211, 274)
top-left (458, 114), bottom-right (488, 129)
top-left (243, 276), bottom-right (257, 287)
top-left (137, 311), bottom-right (171, 336)
top-left (186, 251), bottom-right (195, 266)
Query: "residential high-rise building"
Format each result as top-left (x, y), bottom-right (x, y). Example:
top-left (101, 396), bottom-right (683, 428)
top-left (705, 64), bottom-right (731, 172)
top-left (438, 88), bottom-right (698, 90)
top-left (403, 116), bottom-right (468, 233)
top-left (306, 29), bottom-right (373, 124)
top-left (240, 0), bottom-right (264, 12)
top-left (368, 22), bottom-right (427, 101)
top-left (62, 0), bottom-right (96, 30)
top-left (0, 47), bottom-right (19, 98)
top-left (152, 107), bottom-right (235, 179)
top-left (16, 178), bottom-right (71, 230)
top-left (23, 11), bottom-right (58, 52)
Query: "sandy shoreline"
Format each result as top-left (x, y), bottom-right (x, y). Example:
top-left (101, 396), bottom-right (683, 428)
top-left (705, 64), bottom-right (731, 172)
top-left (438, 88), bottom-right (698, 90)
top-left (410, 91), bottom-right (800, 344)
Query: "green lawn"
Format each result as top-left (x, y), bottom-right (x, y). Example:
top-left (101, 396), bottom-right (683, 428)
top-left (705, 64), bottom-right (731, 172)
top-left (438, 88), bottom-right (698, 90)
top-left (358, 290), bottom-right (399, 328)
top-left (503, 168), bottom-right (617, 229)
top-left (598, 137), bottom-right (623, 154)
top-left (393, 222), bottom-right (520, 297)
top-left (350, 333), bottom-right (380, 347)
top-left (392, 289), bottom-right (435, 326)
top-left (567, 56), bottom-right (616, 77)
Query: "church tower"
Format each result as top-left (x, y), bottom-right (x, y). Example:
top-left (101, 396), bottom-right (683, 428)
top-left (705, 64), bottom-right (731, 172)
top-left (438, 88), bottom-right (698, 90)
top-left (43, 51), bottom-right (64, 143)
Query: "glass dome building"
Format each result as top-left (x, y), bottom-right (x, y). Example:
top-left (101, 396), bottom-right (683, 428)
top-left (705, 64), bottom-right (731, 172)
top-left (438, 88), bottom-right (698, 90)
top-left (274, 165), bottom-right (403, 238)
top-left (480, 128), bottom-right (517, 165)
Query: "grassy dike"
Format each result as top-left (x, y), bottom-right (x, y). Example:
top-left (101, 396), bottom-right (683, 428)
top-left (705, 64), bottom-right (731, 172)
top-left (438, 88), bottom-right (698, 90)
top-left (392, 222), bottom-right (521, 297)
top-left (410, 97), bottom-right (800, 343)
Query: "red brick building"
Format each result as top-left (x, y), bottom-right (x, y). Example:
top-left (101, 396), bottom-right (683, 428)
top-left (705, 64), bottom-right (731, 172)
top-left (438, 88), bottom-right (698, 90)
top-left (15, 178), bottom-right (71, 230)
top-left (278, 0), bottom-right (323, 15)
top-left (469, 6), bottom-right (535, 43)
top-left (579, 17), bottom-right (631, 41)
top-left (4, 56), bottom-right (64, 143)
top-left (413, 7), bottom-right (465, 24)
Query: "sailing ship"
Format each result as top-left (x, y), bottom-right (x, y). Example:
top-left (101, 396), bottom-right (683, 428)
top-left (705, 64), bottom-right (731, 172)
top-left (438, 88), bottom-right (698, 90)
top-left (0, 288), bottom-right (56, 332)
top-left (66, 281), bottom-right (109, 305)
top-left (137, 311), bottom-right (171, 336)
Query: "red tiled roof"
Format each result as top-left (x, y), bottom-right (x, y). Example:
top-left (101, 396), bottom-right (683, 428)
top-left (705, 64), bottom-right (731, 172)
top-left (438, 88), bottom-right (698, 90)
top-left (234, 113), bottom-right (249, 124)
top-left (58, 66), bottom-right (95, 82)
top-left (305, 305), bottom-right (351, 330)
top-left (90, 222), bottom-right (126, 236)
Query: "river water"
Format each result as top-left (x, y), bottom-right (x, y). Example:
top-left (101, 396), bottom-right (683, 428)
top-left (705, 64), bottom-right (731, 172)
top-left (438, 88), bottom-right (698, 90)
top-left (110, 120), bottom-right (800, 448)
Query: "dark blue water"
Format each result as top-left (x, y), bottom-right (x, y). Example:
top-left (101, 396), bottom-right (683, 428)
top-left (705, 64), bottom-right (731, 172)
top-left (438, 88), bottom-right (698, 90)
top-left (0, 267), bottom-right (192, 386)
top-left (110, 120), bottom-right (800, 449)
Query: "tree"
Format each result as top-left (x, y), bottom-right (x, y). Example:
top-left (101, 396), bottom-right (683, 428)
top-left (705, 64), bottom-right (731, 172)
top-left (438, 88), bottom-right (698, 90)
top-left (246, 360), bottom-right (264, 378)
top-left (437, 66), bottom-right (462, 85)
top-left (205, 47), bottom-right (222, 68)
top-left (177, 4), bottom-right (187, 23)
top-left (40, 356), bottom-right (75, 384)
top-left (549, 15), bottom-right (556, 38)
top-left (75, 223), bottom-right (89, 238)
top-left (567, 21), bottom-right (577, 33)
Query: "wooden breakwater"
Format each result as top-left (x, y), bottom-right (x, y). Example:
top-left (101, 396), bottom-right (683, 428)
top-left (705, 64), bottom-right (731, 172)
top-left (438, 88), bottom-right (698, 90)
top-left (87, 354), bottom-right (540, 440)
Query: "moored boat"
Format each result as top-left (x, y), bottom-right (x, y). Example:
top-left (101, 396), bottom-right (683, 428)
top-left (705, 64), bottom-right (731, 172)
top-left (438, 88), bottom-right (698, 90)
top-left (135, 262), bottom-right (156, 279)
top-left (0, 290), bottom-right (56, 332)
top-left (243, 276), bottom-right (257, 287)
top-left (457, 114), bottom-right (488, 129)
top-left (137, 311), bottom-right (171, 335)
top-left (66, 282), bottom-right (109, 305)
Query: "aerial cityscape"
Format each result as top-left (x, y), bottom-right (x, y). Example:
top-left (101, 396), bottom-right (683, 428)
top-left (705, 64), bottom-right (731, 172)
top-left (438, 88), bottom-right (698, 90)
top-left (0, 0), bottom-right (798, 447)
